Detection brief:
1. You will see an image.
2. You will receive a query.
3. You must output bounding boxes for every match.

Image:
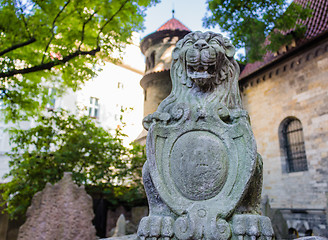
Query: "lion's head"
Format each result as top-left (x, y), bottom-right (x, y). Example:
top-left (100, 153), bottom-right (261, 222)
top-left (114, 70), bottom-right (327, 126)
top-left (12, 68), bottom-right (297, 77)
top-left (169, 31), bottom-right (242, 109)
top-left (172, 31), bottom-right (236, 92)
top-left (145, 32), bottom-right (244, 129)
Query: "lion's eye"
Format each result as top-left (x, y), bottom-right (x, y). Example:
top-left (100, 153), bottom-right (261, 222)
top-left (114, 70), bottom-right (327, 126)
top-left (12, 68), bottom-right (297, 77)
top-left (208, 39), bottom-right (219, 45)
top-left (183, 40), bottom-right (193, 47)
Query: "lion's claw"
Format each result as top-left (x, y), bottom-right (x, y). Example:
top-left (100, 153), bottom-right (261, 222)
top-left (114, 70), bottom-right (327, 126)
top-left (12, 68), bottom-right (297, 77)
top-left (137, 216), bottom-right (174, 240)
top-left (232, 215), bottom-right (274, 240)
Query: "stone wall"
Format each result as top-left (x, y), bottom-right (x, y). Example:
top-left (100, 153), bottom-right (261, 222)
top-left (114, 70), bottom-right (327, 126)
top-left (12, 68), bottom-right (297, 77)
top-left (240, 38), bottom-right (328, 234)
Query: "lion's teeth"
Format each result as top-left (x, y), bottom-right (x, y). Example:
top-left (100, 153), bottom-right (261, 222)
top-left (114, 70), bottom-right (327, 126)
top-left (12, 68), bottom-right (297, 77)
top-left (189, 71), bottom-right (213, 78)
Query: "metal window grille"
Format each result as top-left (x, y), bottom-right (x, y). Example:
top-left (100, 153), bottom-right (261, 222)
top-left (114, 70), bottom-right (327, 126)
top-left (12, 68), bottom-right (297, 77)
top-left (282, 119), bottom-right (308, 172)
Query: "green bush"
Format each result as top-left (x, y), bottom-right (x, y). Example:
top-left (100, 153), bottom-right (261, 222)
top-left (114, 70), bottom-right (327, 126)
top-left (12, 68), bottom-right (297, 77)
top-left (0, 109), bottom-right (146, 219)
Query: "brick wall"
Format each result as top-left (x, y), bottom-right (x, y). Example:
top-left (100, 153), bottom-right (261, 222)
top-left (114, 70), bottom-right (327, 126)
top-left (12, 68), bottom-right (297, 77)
top-left (240, 39), bottom-right (328, 211)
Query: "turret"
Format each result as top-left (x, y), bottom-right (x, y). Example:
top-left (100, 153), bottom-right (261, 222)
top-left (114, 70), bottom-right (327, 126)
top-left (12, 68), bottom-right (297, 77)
top-left (140, 17), bottom-right (190, 118)
top-left (136, 16), bottom-right (190, 143)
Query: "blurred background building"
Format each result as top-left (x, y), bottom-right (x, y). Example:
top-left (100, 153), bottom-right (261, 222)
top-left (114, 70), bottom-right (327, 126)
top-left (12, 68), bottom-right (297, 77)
top-left (0, 34), bottom-right (145, 183)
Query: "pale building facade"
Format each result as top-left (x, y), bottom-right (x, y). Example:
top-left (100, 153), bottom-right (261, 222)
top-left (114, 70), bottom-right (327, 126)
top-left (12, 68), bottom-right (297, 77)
top-left (0, 34), bottom-right (145, 182)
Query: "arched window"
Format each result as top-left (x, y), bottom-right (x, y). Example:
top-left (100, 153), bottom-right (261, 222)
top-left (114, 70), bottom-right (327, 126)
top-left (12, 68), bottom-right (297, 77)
top-left (279, 117), bottom-right (308, 173)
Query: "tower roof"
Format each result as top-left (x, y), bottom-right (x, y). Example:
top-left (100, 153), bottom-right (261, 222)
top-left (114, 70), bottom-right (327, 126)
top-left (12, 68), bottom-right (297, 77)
top-left (156, 18), bottom-right (190, 32)
top-left (140, 17), bottom-right (191, 54)
top-left (294, 0), bottom-right (328, 41)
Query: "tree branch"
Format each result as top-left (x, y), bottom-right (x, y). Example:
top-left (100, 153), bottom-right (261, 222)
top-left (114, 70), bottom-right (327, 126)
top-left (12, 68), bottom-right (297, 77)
top-left (19, 11), bottom-right (32, 38)
top-left (0, 38), bottom-right (36, 56)
top-left (79, 11), bottom-right (97, 50)
top-left (96, 0), bottom-right (130, 46)
top-left (41, 0), bottom-right (71, 64)
top-left (0, 47), bottom-right (100, 79)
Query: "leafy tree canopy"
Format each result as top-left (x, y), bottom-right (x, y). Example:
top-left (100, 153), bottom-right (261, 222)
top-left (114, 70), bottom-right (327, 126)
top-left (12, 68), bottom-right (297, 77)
top-left (203, 0), bottom-right (312, 62)
top-left (0, 0), bottom-right (157, 122)
top-left (0, 109), bottom-right (146, 219)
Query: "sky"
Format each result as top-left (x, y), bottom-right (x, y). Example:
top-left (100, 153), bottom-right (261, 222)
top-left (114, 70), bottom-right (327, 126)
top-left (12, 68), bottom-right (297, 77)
top-left (139, 0), bottom-right (293, 57)
top-left (139, 0), bottom-right (244, 57)
top-left (140, 0), bottom-right (222, 38)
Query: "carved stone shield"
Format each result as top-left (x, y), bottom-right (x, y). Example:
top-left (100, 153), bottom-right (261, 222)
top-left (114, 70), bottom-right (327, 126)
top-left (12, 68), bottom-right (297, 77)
top-left (147, 108), bottom-right (257, 217)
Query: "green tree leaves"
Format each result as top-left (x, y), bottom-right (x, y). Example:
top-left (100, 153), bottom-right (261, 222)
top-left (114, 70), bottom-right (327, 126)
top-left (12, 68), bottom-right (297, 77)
top-left (203, 0), bottom-right (312, 62)
top-left (0, 109), bottom-right (146, 219)
top-left (0, 0), bottom-right (157, 121)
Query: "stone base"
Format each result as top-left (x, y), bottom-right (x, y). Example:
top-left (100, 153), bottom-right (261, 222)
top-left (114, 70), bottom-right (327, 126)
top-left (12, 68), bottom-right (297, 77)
top-left (297, 237), bottom-right (328, 240)
top-left (101, 233), bottom-right (137, 240)
top-left (100, 233), bottom-right (328, 240)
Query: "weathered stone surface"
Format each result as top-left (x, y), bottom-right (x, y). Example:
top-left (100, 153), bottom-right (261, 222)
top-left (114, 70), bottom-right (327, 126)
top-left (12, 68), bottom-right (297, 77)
top-left (261, 196), bottom-right (289, 239)
top-left (106, 206), bottom-right (129, 237)
top-left (297, 237), bottom-right (328, 240)
top-left (106, 205), bottom-right (145, 237)
top-left (17, 172), bottom-right (96, 240)
top-left (101, 233), bottom-right (137, 240)
top-left (112, 214), bottom-right (127, 237)
top-left (137, 31), bottom-right (274, 240)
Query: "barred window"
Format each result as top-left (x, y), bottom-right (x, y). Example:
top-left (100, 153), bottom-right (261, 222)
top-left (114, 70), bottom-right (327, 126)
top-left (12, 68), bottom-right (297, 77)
top-left (279, 118), bottom-right (308, 173)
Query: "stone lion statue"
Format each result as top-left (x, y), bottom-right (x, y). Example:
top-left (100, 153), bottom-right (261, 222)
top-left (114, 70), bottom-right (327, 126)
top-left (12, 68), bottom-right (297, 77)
top-left (139, 31), bottom-right (274, 240)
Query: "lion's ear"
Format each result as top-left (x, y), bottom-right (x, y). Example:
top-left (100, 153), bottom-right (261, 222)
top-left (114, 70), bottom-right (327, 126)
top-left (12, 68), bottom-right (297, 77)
top-left (172, 47), bottom-right (180, 60)
top-left (225, 45), bottom-right (235, 58)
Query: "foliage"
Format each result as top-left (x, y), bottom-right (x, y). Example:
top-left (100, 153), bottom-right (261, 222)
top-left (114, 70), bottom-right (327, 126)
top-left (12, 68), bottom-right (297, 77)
top-left (203, 0), bottom-right (312, 62)
top-left (0, 109), bottom-right (146, 219)
top-left (0, 0), bottom-right (158, 121)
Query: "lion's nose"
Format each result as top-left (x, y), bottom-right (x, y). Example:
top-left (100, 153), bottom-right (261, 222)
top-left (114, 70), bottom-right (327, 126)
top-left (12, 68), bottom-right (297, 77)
top-left (194, 39), bottom-right (209, 50)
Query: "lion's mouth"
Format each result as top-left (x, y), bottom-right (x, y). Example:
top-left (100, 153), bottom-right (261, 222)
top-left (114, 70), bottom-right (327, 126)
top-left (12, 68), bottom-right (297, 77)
top-left (187, 63), bottom-right (216, 80)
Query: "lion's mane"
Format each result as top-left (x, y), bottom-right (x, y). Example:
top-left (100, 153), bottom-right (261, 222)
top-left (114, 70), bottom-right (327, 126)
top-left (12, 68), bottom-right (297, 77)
top-left (143, 31), bottom-right (244, 129)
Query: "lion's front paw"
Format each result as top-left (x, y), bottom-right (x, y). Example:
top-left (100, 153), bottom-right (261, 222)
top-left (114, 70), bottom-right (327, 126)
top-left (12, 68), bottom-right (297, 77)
top-left (137, 215), bottom-right (174, 240)
top-left (232, 214), bottom-right (274, 240)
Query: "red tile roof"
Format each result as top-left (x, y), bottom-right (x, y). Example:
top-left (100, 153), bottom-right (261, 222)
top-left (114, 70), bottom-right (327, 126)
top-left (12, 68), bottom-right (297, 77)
top-left (240, 0), bottom-right (328, 79)
top-left (157, 18), bottom-right (190, 32)
top-left (294, 0), bottom-right (328, 40)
